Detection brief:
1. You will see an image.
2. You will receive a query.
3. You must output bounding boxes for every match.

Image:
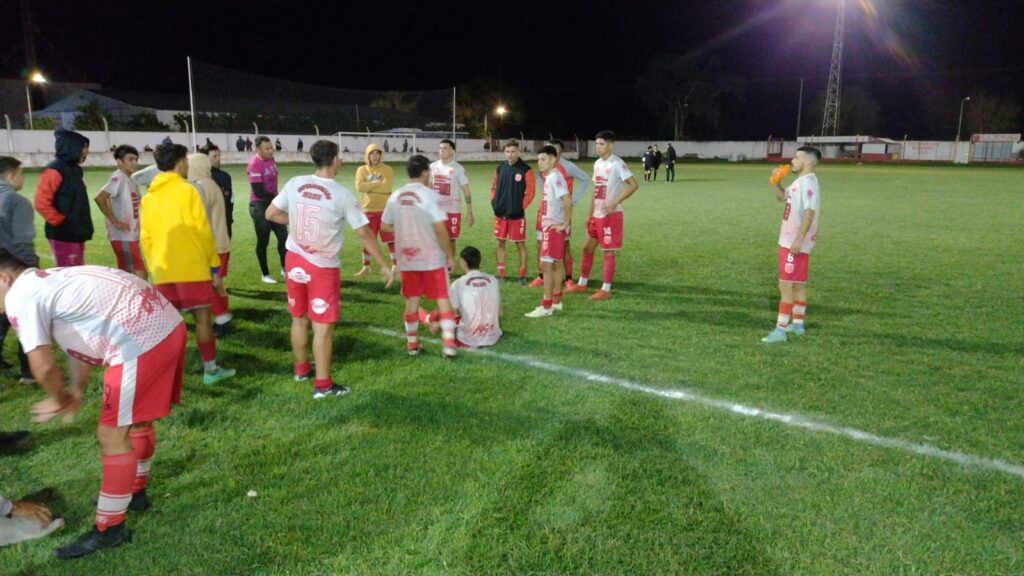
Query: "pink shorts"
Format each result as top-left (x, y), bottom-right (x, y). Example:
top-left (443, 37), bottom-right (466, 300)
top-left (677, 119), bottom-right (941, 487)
top-left (778, 246), bottom-right (810, 283)
top-left (285, 251), bottom-right (341, 324)
top-left (493, 217), bottom-right (526, 242)
top-left (446, 213), bottom-right (462, 239)
top-left (587, 212), bottom-right (623, 251)
top-left (100, 322), bottom-right (186, 427)
top-left (49, 240), bottom-right (85, 267)
top-left (156, 281), bottom-right (214, 311)
top-left (540, 228), bottom-right (567, 262)
top-left (111, 241), bottom-right (145, 274)
top-left (401, 268), bottom-right (450, 300)
top-left (364, 211), bottom-right (395, 244)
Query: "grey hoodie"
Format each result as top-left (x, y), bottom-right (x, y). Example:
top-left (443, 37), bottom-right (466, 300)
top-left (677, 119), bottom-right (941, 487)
top-left (0, 179), bottom-right (39, 267)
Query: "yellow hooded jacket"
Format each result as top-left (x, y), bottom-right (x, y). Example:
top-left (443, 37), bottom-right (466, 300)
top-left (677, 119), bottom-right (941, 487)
top-left (187, 153), bottom-right (231, 255)
top-left (140, 170), bottom-right (220, 284)
top-left (354, 143), bottom-right (394, 212)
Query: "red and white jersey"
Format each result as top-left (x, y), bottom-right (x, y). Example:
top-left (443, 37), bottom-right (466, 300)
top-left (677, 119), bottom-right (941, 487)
top-left (540, 170), bottom-right (569, 229)
top-left (429, 159), bottom-right (469, 214)
top-left (273, 175), bottom-right (369, 269)
top-left (592, 154), bottom-right (633, 218)
top-left (450, 270), bottom-right (501, 348)
top-left (382, 183), bottom-right (448, 271)
top-left (4, 266), bottom-right (183, 367)
top-left (99, 169), bottom-right (141, 242)
top-left (778, 173), bottom-right (820, 253)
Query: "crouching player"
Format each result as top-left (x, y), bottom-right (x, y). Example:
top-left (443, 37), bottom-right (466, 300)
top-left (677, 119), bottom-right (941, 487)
top-left (420, 246), bottom-right (502, 348)
top-left (526, 146), bottom-right (571, 317)
top-left (381, 156), bottom-right (457, 358)
top-left (0, 251), bottom-right (186, 559)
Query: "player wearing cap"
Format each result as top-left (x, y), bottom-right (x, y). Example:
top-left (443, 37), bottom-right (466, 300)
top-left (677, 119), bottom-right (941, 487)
top-left (265, 140), bottom-right (394, 397)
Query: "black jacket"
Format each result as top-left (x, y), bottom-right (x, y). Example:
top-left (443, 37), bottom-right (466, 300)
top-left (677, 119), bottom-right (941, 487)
top-left (491, 159), bottom-right (534, 220)
top-left (42, 129), bottom-right (93, 243)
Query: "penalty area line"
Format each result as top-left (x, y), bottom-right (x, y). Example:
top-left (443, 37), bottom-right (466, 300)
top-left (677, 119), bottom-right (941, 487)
top-left (355, 323), bottom-right (1024, 481)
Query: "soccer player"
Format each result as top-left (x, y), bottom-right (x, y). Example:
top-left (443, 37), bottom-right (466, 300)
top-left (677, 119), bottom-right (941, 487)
top-left (265, 140), bottom-right (394, 398)
top-left (762, 146), bottom-right (822, 343)
top-left (430, 139), bottom-right (473, 258)
top-left (141, 144), bottom-right (235, 384)
top-left (95, 145), bottom-right (146, 281)
top-left (381, 155), bottom-right (457, 358)
top-left (420, 246), bottom-right (502, 348)
top-left (34, 128), bottom-right (93, 267)
top-left (529, 139), bottom-right (589, 290)
top-left (566, 130), bottom-right (639, 300)
top-left (188, 153), bottom-right (233, 335)
top-left (525, 146), bottom-right (571, 318)
top-left (354, 143), bottom-right (396, 276)
top-left (0, 156), bottom-right (37, 383)
top-left (0, 250), bottom-right (187, 559)
top-left (248, 135), bottom-right (288, 283)
top-left (490, 139), bottom-right (535, 284)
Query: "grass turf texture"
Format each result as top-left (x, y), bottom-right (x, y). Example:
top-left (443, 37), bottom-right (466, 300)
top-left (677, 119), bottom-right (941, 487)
top-left (1, 159), bottom-right (1022, 574)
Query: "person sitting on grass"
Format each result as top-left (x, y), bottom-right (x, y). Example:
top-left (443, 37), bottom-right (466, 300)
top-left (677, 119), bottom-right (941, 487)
top-left (419, 246), bottom-right (502, 349)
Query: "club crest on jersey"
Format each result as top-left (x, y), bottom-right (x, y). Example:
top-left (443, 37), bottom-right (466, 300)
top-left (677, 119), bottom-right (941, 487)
top-left (401, 247), bottom-right (421, 259)
top-left (514, 174), bottom-right (523, 182)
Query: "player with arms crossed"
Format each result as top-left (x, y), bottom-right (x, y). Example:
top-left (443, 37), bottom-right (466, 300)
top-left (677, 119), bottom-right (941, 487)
top-left (762, 146), bottom-right (821, 343)
top-left (430, 139), bottom-right (473, 259)
top-left (266, 140), bottom-right (394, 397)
top-left (0, 251), bottom-right (187, 558)
top-left (566, 130), bottom-right (638, 300)
top-left (94, 145), bottom-right (146, 280)
top-left (525, 146), bottom-right (572, 317)
top-left (381, 155), bottom-right (457, 358)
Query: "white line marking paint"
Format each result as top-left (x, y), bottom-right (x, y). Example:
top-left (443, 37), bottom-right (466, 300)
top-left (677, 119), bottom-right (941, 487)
top-left (359, 324), bottom-right (1024, 480)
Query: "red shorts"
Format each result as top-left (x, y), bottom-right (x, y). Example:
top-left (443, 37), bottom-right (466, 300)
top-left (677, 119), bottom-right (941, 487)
top-left (540, 228), bottom-right (567, 262)
top-left (111, 241), bottom-right (145, 274)
top-left (156, 281), bottom-right (214, 311)
top-left (285, 251), bottom-right (341, 324)
top-left (778, 246), bottom-right (810, 283)
top-left (401, 268), bottom-right (450, 300)
top-left (587, 212), bottom-right (624, 251)
top-left (100, 322), bottom-right (186, 427)
top-left (446, 213), bottom-right (462, 239)
top-left (493, 217), bottom-right (526, 242)
top-left (364, 211), bottom-right (395, 244)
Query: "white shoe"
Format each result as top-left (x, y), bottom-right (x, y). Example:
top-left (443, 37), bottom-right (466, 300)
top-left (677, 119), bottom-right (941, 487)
top-left (261, 275), bottom-right (278, 284)
top-left (525, 306), bottom-right (553, 318)
top-left (354, 266), bottom-right (371, 277)
top-left (442, 346), bottom-right (457, 359)
top-left (280, 269), bottom-right (286, 278)
top-left (214, 312), bottom-right (233, 324)
top-left (551, 302), bottom-right (563, 312)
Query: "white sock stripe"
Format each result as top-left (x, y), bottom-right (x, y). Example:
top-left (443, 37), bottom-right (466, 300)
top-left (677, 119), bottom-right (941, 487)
top-left (97, 493), bottom-right (132, 512)
top-left (355, 322), bottom-right (1024, 480)
top-left (136, 458), bottom-right (152, 474)
top-left (117, 358), bottom-right (138, 428)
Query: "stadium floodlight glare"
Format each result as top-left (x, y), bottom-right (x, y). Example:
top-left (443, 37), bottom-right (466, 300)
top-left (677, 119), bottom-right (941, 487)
top-left (495, 105), bottom-right (507, 117)
top-left (25, 71), bottom-right (48, 130)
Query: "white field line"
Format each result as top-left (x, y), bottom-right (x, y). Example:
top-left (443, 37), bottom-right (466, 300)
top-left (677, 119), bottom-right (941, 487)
top-left (359, 324), bottom-right (1024, 480)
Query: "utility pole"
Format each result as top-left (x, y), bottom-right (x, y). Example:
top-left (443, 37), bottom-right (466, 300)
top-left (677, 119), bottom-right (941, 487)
top-left (822, 0), bottom-right (845, 136)
top-left (20, 0), bottom-right (37, 71)
top-left (796, 77), bottom-right (805, 140)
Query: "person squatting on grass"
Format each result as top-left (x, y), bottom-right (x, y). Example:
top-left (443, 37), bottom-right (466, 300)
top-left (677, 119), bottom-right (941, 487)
top-left (565, 130), bottom-right (639, 301)
top-left (34, 128), bottom-right (93, 267)
top-left (525, 146), bottom-right (572, 318)
top-left (94, 145), bottom-right (147, 281)
top-left (762, 146), bottom-right (822, 343)
top-left (140, 144), bottom-right (235, 384)
top-left (0, 250), bottom-right (188, 559)
top-left (354, 143), bottom-right (397, 276)
top-left (381, 155), bottom-right (458, 358)
top-left (265, 140), bottom-right (394, 398)
top-left (420, 245), bottom-right (503, 349)
top-left (490, 139), bottom-right (535, 285)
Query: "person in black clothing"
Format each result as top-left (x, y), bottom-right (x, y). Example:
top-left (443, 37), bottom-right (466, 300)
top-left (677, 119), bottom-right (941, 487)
top-left (274, 138), bottom-right (282, 152)
top-left (665, 143), bottom-right (677, 182)
top-left (490, 139), bottom-right (536, 284)
top-left (641, 146), bottom-right (653, 182)
top-left (33, 128), bottom-right (93, 267)
top-left (236, 135), bottom-right (245, 152)
top-left (297, 138), bottom-right (304, 152)
top-left (245, 137), bottom-right (253, 152)
top-left (652, 145), bottom-right (663, 182)
top-left (201, 144), bottom-right (234, 238)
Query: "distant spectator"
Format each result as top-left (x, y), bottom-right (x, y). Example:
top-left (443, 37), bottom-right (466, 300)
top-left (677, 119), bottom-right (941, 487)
top-left (274, 138), bottom-right (282, 152)
top-left (143, 145), bottom-right (153, 152)
top-left (297, 138), bottom-right (304, 152)
top-left (383, 140), bottom-right (390, 153)
top-left (205, 137), bottom-right (213, 149)
top-left (641, 146), bottom-right (653, 182)
top-left (235, 135), bottom-right (245, 152)
top-left (162, 136), bottom-right (172, 145)
top-left (201, 144), bottom-right (234, 239)
top-left (247, 136), bottom-right (287, 283)
top-left (34, 128), bottom-right (93, 266)
top-left (665, 143), bottom-right (677, 182)
top-left (245, 137), bottom-right (253, 152)
top-left (402, 139), bottom-right (408, 153)
top-left (652, 144), bottom-right (663, 182)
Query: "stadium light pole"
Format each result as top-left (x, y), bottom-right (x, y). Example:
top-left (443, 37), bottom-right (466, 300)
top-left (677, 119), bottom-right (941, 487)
top-left (955, 96), bottom-right (970, 162)
top-left (25, 71), bottom-right (47, 130)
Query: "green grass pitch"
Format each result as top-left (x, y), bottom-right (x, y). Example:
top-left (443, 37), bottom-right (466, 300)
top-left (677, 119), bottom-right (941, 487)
top-left (2, 158), bottom-right (1022, 574)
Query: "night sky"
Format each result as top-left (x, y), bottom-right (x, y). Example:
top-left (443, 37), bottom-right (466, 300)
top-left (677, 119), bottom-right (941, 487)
top-left (5, 0), bottom-right (1023, 139)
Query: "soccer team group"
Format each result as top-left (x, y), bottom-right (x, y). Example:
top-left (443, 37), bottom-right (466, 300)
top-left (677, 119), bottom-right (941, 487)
top-left (0, 126), bottom-right (822, 558)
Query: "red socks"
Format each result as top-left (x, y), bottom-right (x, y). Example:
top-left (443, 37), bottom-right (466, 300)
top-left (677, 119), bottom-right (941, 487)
top-left (564, 248), bottom-right (574, 279)
top-left (497, 262), bottom-right (506, 279)
top-left (313, 377), bottom-right (332, 392)
top-left (294, 361), bottom-right (311, 378)
top-left (602, 252), bottom-right (616, 286)
top-left (517, 266), bottom-right (527, 279)
top-left (580, 251), bottom-right (594, 279)
top-left (777, 302), bottom-right (794, 329)
top-left (403, 312), bottom-right (419, 350)
top-left (793, 300), bottom-right (807, 325)
top-left (197, 339), bottom-right (216, 363)
top-left (96, 452), bottom-right (136, 531)
top-left (439, 311), bottom-right (456, 349)
top-left (130, 427), bottom-right (155, 493)
top-left (552, 292), bottom-right (563, 305)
